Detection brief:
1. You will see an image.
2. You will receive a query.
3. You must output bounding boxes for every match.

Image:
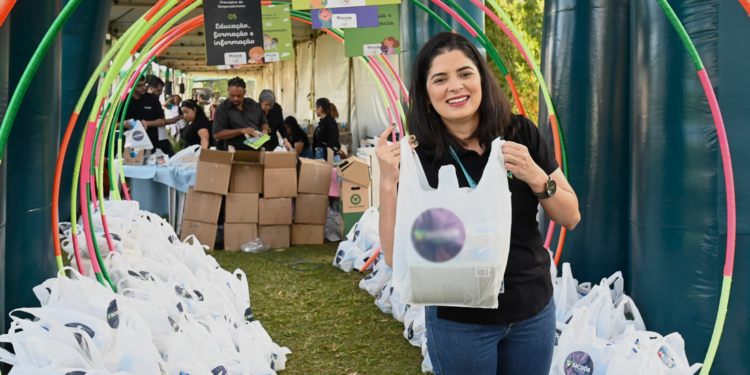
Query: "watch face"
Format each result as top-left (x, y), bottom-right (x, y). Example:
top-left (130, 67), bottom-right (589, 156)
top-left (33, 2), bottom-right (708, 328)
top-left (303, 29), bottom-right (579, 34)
top-left (547, 179), bottom-right (557, 197)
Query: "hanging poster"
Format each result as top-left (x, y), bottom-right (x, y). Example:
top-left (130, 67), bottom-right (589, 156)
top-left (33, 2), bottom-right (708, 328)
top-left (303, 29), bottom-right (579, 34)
top-left (293, 0), bottom-right (400, 10)
top-left (261, 4), bottom-right (295, 62)
top-left (204, 0), bottom-right (265, 66)
top-left (312, 6), bottom-right (379, 29)
top-left (344, 5), bottom-right (401, 57)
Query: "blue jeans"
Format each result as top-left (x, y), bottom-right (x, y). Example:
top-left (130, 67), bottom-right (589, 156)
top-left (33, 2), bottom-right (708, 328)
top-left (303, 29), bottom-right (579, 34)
top-left (314, 147), bottom-right (341, 162)
top-left (426, 298), bottom-right (556, 375)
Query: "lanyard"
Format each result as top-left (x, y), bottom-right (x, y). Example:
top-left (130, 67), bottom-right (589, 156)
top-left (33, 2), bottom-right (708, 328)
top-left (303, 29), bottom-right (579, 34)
top-left (448, 145), bottom-right (477, 189)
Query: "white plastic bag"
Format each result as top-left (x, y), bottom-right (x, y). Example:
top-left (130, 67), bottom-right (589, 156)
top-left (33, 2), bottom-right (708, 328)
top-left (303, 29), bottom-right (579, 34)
top-left (421, 334), bottom-right (434, 373)
top-left (551, 307), bottom-right (615, 375)
top-left (374, 280), bottom-right (394, 314)
top-left (354, 244), bottom-right (380, 272)
top-left (168, 144), bottom-right (201, 169)
top-left (359, 260), bottom-right (392, 296)
top-left (146, 149), bottom-right (169, 166)
top-left (555, 263), bottom-right (580, 323)
top-left (610, 295), bottom-right (646, 338)
top-left (392, 137), bottom-right (512, 308)
top-left (124, 121), bottom-right (153, 150)
top-left (333, 241), bottom-right (364, 272)
top-left (403, 306), bottom-right (426, 347)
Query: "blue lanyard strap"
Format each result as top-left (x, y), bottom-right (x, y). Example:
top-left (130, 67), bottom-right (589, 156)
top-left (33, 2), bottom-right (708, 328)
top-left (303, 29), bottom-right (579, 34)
top-left (448, 145), bottom-right (477, 189)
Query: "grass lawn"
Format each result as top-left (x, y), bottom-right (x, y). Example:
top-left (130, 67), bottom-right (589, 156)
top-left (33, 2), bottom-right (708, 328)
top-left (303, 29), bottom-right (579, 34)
top-left (211, 242), bottom-right (425, 375)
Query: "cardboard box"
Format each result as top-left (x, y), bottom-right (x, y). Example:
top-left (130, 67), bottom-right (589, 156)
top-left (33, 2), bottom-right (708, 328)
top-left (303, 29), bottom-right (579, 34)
top-left (122, 148), bottom-right (145, 165)
top-left (264, 151), bottom-right (297, 169)
top-left (183, 187), bottom-right (223, 223)
top-left (259, 225), bottom-right (291, 249)
top-left (298, 158), bottom-right (333, 195)
top-left (180, 220), bottom-right (217, 249)
top-left (225, 193), bottom-right (259, 223)
top-left (357, 148), bottom-right (381, 208)
top-left (258, 198), bottom-right (293, 225)
top-left (224, 223), bottom-right (258, 251)
top-left (340, 180), bottom-right (370, 213)
top-left (292, 224), bottom-right (325, 245)
top-left (230, 150), bottom-right (265, 194)
top-left (263, 169), bottom-right (297, 198)
top-left (294, 194), bottom-right (328, 225)
top-left (194, 149), bottom-right (234, 195)
top-left (337, 157), bottom-right (370, 187)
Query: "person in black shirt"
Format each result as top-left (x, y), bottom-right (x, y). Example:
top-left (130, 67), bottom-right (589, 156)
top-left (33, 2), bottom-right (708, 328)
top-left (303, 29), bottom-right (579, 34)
top-left (376, 32), bottom-right (580, 374)
top-left (284, 116), bottom-right (312, 158)
top-left (123, 76), bottom-right (182, 156)
top-left (312, 97), bottom-right (341, 161)
top-left (213, 77), bottom-right (269, 151)
top-left (179, 99), bottom-right (214, 149)
top-left (258, 89), bottom-right (291, 151)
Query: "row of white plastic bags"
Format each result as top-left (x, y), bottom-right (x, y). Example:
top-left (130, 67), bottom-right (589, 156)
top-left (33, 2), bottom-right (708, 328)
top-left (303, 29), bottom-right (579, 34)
top-left (0, 200), bottom-right (290, 375)
top-left (550, 262), bottom-right (701, 375)
top-left (332, 208), bottom-right (434, 373)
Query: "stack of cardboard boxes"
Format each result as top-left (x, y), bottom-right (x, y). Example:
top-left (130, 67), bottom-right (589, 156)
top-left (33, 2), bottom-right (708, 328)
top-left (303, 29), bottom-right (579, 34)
top-left (181, 147), bottom-right (335, 250)
top-left (294, 159), bottom-right (333, 245)
top-left (259, 151), bottom-right (297, 248)
top-left (224, 150), bottom-right (264, 250)
top-left (337, 157), bottom-right (372, 235)
top-left (180, 150), bottom-right (234, 248)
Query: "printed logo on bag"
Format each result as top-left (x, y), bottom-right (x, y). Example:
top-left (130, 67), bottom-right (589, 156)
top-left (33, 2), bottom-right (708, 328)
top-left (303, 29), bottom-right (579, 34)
top-left (336, 249), bottom-right (345, 264)
top-left (65, 322), bottom-right (96, 338)
top-left (73, 332), bottom-right (93, 361)
top-left (132, 130), bottom-right (145, 141)
top-left (365, 270), bottom-right (378, 280)
top-left (211, 365), bottom-right (229, 375)
top-left (128, 270), bottom-right (149, 281)
top-left (657, 346), bottom-right (677, 369)
top-left (111, 233), bottom-right (122, 241)
top-left (244, 307), bottom-right (255, 322)
top-left (564, 352), bottom-right (594, 374)
top-left (107, 299), bottom-right (119, 328)
top-left (350, 194), bottom-right (362, 205)
top-left (411, 208), bottom-right (466, 263)
top-left (194, 290), bottom-right (204, 301)
top-left (175, 285), bottom-right (193, 299)
top-left (65, 372), bottom-right (86, 375)
top-left (408, 321), bottom-right (415, 340)
top-left (555, 328), bottom-right (562, 346)
top-left (168, 316), bottom-right (180, 332)
top-left (176, 302), bottom-right (184, 312)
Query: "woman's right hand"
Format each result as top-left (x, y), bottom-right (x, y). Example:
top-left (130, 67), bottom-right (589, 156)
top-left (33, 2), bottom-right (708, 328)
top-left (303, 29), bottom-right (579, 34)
top-left (376, 125), bottom-right (418, 186)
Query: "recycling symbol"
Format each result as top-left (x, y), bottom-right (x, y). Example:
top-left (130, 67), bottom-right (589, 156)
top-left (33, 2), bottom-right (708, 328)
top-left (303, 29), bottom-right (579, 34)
top-left (350, 194), bottom-right (362, 205)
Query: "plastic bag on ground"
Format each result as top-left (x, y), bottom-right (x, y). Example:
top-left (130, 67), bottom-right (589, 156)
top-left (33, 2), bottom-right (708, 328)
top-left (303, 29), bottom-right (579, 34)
top-left (241, 237), bottom-right (271, 253)
top-left (359, 260), bottom-right (392, 296)
top-left (325, 204), bottom-right (342, 242)
top-left (374, 280), bottom-right (394, 314)
top-left (333, 240), bottom-right (364, 272)
top-left (403, 306), bottom-right (426, 347)
top-left (354, 244), bottom-right (380, 271)
top-left (392, 137), bottom-right (512, 308)
top-left (421, 334), bottom-right (433, 373)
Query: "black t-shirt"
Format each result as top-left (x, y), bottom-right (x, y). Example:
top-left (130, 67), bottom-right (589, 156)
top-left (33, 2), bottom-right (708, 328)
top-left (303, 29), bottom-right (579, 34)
top-left (313, 115), bottom-right (340, 160)
top-left (415, 115), bottom-right (559, 324)
top-left (180, 116), bottom-right (214, 148)
top-left (213, 98), bottom-right (268, 151)
top-left (124, 93), bottom-right (165, 148)
top-left (289, 128), bottom-right (310, 151)
top-left (263, 103), bottom-right (289, 150)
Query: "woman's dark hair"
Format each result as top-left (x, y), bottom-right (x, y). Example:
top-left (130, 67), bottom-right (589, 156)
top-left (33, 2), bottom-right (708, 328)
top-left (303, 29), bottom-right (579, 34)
top-left (315, 98), bottom-right (339, 119)
top-left (180, 99), bottom-right (208, 121)
top-left (407, 32), bottom-right (514, 160)
top-left (228, 76), bottom-right (246, 89)
top-left (284, 116), bottom-right (303, 134)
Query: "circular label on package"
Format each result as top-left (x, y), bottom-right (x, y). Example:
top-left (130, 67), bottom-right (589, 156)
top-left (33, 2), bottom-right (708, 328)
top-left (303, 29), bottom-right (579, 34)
top-left (107, 299), bottom-right (119, 329)
top-left (335, 249), bottom-right (345, 264)
top-left (132, 130), bottom-right (145, 141)
top-left (411, 208), bottom-right (466, 262)
top-left (350, 194), bottom-right (362, 205)
top-left (564, 351), bottom-right (594, 374)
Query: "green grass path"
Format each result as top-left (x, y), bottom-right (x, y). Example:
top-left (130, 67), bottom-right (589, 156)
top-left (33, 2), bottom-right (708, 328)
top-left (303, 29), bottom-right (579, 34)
top-left (212, 243), bottom-right (424, 375)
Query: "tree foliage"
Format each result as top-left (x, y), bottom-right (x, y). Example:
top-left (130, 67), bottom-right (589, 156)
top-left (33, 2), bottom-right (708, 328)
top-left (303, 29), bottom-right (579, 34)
top-left (485, 0), bottom-right (545, 123)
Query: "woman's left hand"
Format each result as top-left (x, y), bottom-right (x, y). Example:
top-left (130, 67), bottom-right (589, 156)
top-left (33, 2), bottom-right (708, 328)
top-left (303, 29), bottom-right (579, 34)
top-left (501, 141), bottom-right (547, 188)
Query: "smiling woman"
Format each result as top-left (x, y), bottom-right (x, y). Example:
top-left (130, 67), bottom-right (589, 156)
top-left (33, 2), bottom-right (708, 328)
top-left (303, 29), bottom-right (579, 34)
top-left (376, 32), bottom-right (580, 375)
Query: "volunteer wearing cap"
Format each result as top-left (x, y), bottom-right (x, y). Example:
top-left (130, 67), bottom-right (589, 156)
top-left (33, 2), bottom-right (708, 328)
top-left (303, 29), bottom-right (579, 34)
top-left (123, 75), bottom-right (182, 157)
top-left (213, 77), bottom-right (269, 151)
top-left (377, 32), bottom-right (580, 375)
top-left (258, 89), bottom-right (292, 151)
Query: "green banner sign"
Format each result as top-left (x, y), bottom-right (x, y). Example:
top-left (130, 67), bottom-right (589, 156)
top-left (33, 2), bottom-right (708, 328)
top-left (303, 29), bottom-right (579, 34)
top-left (344, 5), bottom-right (401, 57)
top-left (261, 4), bottom-right (295, 62)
